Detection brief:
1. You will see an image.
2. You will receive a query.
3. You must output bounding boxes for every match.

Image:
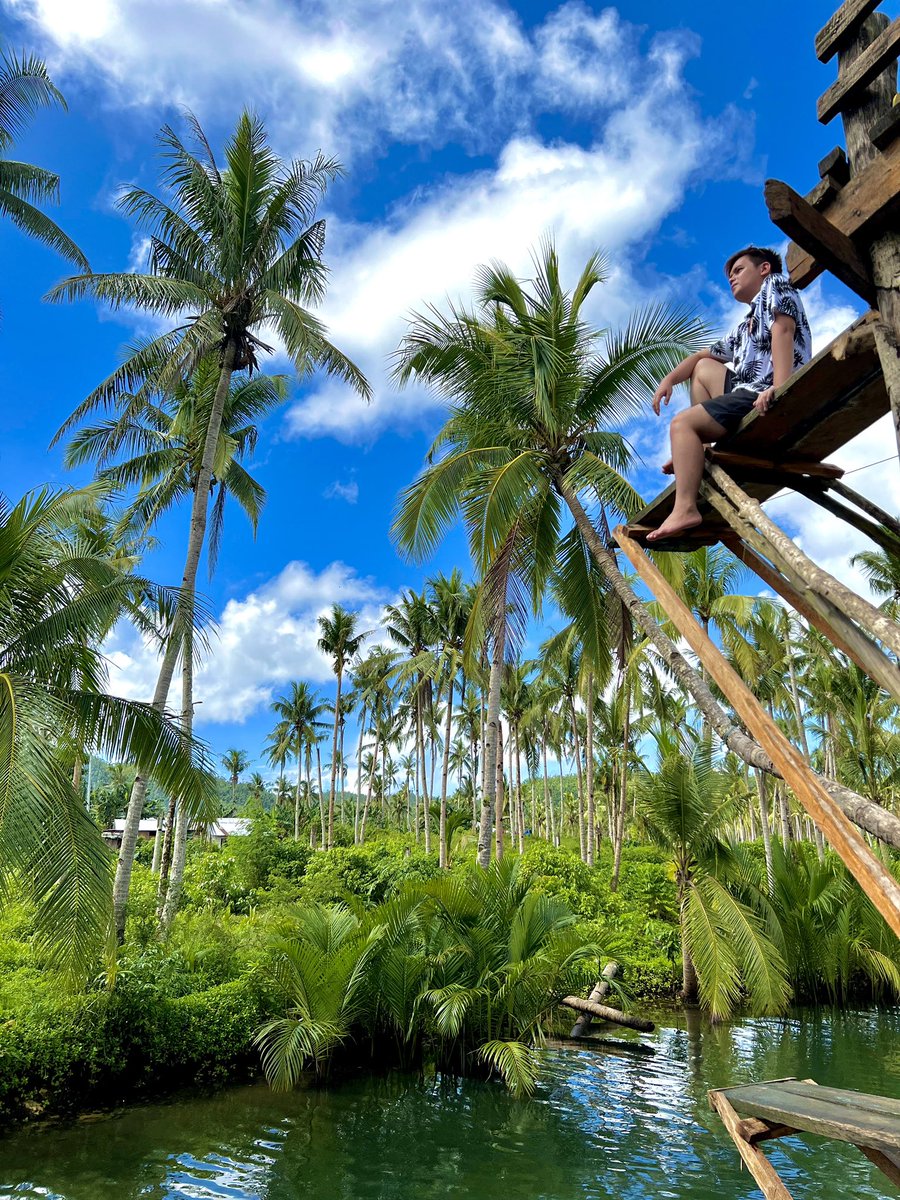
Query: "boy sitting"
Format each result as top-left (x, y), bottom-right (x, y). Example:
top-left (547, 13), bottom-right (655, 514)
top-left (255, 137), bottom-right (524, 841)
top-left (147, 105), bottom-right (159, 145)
top-left (647, 246), bottom-right (811, 543)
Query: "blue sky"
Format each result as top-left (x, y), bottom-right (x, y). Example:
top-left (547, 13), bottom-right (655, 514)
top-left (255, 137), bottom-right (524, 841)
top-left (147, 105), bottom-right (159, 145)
top-left (1, 0), bottom-right (897, 779)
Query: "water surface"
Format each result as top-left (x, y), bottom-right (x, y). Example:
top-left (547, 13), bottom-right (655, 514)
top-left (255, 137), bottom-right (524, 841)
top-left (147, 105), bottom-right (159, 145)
top-left (2, 1008), bottom-right (896, 1199)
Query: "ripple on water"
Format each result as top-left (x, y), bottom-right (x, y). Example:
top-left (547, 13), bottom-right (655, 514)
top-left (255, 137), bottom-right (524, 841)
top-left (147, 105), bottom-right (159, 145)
top-left (0, 1011), bottom-right (896, 1200)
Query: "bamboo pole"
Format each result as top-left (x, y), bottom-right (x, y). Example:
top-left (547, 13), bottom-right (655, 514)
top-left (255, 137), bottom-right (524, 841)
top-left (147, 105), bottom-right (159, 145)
top-left (706, 462), bottom-right (900, 662)
top-left (614, 527), bottom-right (900, 939)
top-left (704, 482), bottom-right (900, 701)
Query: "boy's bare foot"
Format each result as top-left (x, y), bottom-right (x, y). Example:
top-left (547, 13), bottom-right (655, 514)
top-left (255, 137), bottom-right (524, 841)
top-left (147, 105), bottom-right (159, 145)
top-left (646, 511), bottom-right (703, 543)
top-left (661, 458), bottom-right (674, 475)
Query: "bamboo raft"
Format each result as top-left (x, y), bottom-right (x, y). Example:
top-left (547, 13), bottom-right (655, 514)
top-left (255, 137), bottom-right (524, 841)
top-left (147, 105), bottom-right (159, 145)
top-left (708, 1078), bottom-right (900, 1199)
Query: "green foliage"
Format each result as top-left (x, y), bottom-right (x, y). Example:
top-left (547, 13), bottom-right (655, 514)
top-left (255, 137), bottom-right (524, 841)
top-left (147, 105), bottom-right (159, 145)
top-left (297, 840), bottom-right (441, 906)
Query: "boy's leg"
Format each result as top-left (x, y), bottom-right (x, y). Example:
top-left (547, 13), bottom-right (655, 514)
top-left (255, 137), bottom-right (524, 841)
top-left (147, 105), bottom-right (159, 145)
top-left (662, 359), bottom-right (728, 473)
top-left (647, 405), bottom-right (727, 542)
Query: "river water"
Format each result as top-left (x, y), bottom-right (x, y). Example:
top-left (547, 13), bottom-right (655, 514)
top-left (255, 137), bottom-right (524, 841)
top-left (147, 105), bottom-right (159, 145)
top-left (1, 1008), bottom-right (896, 1199)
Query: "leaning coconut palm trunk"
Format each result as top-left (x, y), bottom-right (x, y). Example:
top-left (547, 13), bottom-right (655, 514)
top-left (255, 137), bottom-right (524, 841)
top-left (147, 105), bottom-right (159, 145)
top-left (557, 480), bottom-right (900, 852)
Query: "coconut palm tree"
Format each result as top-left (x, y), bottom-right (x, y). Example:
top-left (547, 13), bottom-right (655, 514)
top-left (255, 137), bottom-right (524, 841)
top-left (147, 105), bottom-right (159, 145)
top-left (637, 749), bottom-right (791, 1019)
top-left (850, 547), bottom-right (900, 617)
top-left (50, 111), bottom-right (368, 936)
top-left (222, 748), bottom-right (250, 808)
top-left (317, 605), bottom-right (369, 850)
top-left (270, 684), bottom-right (329, 842)
top-left (429, 570), bottom-right (473, 867)
top-left (0, 47), bottom-right (87, 274)
top-left (0, 486), bottom-right (215, 973)
top-left (393, 243), bottom-right (705, 864)
top-left (64, 360), bottom-right (284, 930)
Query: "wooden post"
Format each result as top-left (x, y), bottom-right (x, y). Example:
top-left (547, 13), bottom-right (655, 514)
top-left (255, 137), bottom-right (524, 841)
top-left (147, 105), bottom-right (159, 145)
top-left (613, 526), bottom-right (900, 940)
top-left (709, 1090), bottom-right (796, 1200)
top-left (706, 463), bottom-right (900, 663)
top-left (700, 480), bottom-right (900, 702)
top-left (839, 12), bottom-right (900, 462)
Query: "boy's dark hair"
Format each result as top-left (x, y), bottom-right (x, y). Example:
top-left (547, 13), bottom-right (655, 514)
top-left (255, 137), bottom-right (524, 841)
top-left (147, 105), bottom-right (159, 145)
top-left (724, 245), bottom-right (783, 276)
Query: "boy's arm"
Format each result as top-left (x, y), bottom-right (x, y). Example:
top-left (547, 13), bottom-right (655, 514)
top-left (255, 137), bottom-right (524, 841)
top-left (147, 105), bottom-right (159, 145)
top-left (652, 349), bottom-right (717, 416)
top-left (753, 313), bottom-right (796, 414)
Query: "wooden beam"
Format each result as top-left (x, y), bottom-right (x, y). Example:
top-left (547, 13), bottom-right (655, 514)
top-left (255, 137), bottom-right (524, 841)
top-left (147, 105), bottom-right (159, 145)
top-left (766, 180), bottom-right (875, 303)
top-left (816, 0), bottom-right (882, 63)
top-left (871, 102), bottom-right (900, 150)
top-left (613, 526), bottom-right (900, 939)
top-left (787, 137), bottom-right (900, 289)
top-left (818, 17), bottom-right (900, 124)
top-left (818, 146), bottom-right (852, 186)
top-left (859, 1145), bottom-right (900, 1188)
top-left (829, 476), bottom-right (900, 536)
top-left (721, 535), bottom-right (875, 672)
top-left (707, 461), bottom-right (900, 661)
top-left (704, 485), bottom-right (900, 699)
top-left (708, 451), bottom-right (844, 479)
top-left (794, 480), bottom-right (900, 556)
top-left (709, 1090), bottom-right (796, 1200)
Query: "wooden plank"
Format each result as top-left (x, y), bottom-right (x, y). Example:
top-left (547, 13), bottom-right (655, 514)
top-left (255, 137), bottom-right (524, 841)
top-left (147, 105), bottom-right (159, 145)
top-left (766, 179), bottom-right (875, 303)
top-left (775, 1081), bottom-right (900, 1121)
top-left (859, 1145), bottom-right (900, 1188)
top-left (612, 528), bottom-right (900, 940)
top-left (816, 0), bottom-right (882, 62)
top-left (818, 18), bottom-right (900, 124)
top-left (818, 146), bottom-right (852, 186)
top-left (708, 1090), bottom-right (796, 1200)
top-left (787, 136), bottom-right (900, 289)
top-left (871, 101), bottom-right (900, 150)
top-left (721, 1084), bottom-right (900, 1152)
top-left (739, 1117), bottom-right (801, 1146)
top-left (708, 451), bottom-right (844, 478)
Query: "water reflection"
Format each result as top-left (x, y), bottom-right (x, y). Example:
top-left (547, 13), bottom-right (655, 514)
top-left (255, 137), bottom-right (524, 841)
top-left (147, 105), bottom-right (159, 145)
top-left (0, 1009), bottom-right (896, 1200)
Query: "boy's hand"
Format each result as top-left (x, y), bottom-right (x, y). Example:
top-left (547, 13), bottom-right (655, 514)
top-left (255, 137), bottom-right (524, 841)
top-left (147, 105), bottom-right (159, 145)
top-left (652, 380), bottom-right (674, 416)
top-left (753, 386), bottom-right (776, 414)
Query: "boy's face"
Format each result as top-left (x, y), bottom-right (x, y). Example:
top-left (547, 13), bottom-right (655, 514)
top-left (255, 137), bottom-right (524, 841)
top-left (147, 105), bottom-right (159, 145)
top-left (728, 255), bottom-right (771, 303)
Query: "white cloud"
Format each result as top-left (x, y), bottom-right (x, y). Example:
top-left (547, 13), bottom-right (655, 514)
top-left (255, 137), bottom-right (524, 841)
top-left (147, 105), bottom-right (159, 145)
top-left (323, 479), bottom-right (359, 503)
top-left (105, 559), bottom-right (392, 723)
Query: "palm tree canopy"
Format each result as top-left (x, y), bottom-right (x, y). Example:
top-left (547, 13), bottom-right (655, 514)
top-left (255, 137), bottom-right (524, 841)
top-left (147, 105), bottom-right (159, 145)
top-left (0, 486), bottom-right (217, 975)
top-left (0, 47), bottom-right (88, 269)
top-left (49, 110), bottom-right (368, 422)
top-left (62, 357), bottom-right (285, 572)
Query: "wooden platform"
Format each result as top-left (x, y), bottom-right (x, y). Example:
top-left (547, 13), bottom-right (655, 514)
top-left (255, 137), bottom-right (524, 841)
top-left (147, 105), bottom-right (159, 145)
top-left (626, 316), bottom-right (888, 550)
top-left (709, 1077), bottom-right (900, 1199)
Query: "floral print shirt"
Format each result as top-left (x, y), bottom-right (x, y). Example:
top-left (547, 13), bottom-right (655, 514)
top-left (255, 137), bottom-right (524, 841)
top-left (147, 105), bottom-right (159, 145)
top-left (709, 274), bottom-right (812, 393)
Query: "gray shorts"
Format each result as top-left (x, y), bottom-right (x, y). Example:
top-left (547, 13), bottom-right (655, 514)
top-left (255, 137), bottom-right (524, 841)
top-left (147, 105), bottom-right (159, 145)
top-left (701, 369), bottom-right (758, 433)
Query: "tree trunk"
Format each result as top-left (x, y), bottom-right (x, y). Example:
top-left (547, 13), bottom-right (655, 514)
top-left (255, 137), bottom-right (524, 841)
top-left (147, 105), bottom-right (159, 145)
top-left (439, 671), bottom-right (455, 869)
top-left (316, 744), bottom-right (326, 848)
top-left (570, 962), bottom-right (619, 1037)
top-left (561, 994), bottom-right (654, 1033)
top-left (569, 703), bottom-right (585, 862)
top-left (756, 769), bottom-right (775, 895)
top-left (353, 707), bottom-right (366, 843)
top-left (113, 343), bottom-right (237, 941)
top-left (359, 731), bottom-right (379, 844)
top-left (417, 684), bottom-right (431, 854)
top-left (514, 721), bottom-right (524, 853)
top-left (495, 722), bottom-right (505, 860)
top-left (585, 674), bottom-right (595, 866)
top-left (611, 679), bottom-right (630, 892)
top-left (156, 792), bottom-right (177, 889)
top-left (328, 666), bottom-right (342, 850)
top-left (478, 587), bottom-right (507, 868)
top-left (557, 482), bottom-right (900, 849)
top-left (680, 893), bottom-right (698, 1004)
top-left (542, 733), bottom-right (556, 847)
top-left (158, 626), bottom-right (194, 936)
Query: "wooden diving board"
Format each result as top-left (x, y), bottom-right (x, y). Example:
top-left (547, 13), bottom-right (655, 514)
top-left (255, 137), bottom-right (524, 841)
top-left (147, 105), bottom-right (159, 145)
top-left (626, 315), bottom-right (888, 550)
top-left (709, 1077), bottom-right (900, 1199)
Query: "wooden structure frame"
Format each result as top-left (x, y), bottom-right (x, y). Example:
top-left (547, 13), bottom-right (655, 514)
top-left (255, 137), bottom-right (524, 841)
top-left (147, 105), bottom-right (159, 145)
top-left (620, 0), bottom-right (900, 936)
top-left (708, 1078), bottom-right (900, 1199)
top-left (617, 5), bottom-right (900, 1193)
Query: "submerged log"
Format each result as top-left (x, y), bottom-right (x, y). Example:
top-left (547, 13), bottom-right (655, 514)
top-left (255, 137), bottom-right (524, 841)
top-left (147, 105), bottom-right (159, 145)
top-left (561, 995), bottom-right (655, 1033)
top-left (570, 961), bottom-right (618, 1037)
